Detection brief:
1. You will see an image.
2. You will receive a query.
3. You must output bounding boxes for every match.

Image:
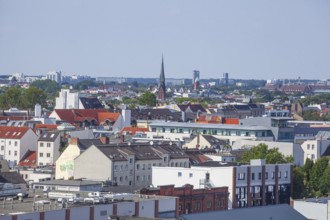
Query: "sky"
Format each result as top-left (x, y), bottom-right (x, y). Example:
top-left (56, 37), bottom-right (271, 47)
top-left (0, 0), bottom-right (330, 80)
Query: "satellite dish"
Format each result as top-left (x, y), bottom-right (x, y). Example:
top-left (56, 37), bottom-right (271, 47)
top-left (150, 141), bottom-right (154, 146)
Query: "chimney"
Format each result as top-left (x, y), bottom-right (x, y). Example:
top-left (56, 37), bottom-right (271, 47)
top-left (120, 135), bottom-right (125, 143)
top-left (70, 137), bottom-right (79, 145)
top-left (100, 136), bottom-right (110, 144)
top-left (196, 133), bottom-right (200, 148)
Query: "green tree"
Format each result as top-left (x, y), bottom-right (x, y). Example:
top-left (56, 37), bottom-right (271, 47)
top-left (139, 92), bottom-right (157, 106)
top-left (293, 166), bottom-right (305, 199)
top-left (23, 87), bottom-right (47, 109)
top-left (310, 157), bottom-right (329, 192)
top-left (30, 79), bottom-right (61, 98)
top-left (0, 87), bottom-right (23, 109)
top-left (240, 143), bottom-right (291, 164)
top-left (319, 165), bottom-right (330, 196)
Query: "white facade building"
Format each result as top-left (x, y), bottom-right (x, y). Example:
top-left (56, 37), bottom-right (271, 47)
top-left (152, 159), bottom-right (293, 209)
top-left (55, 89), bottom-right (80, 109)
top-left (47, 70), bottom-right (61, 83)
top-left (0, 126), bottom-right (38, 168)
top-left (37, 132), bottom-right (61, 166)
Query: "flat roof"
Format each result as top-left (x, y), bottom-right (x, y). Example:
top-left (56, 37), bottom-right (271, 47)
top-left (150, 122), bottom-right (271, 131)
top-left (32, 179), bottom-right (102, 187)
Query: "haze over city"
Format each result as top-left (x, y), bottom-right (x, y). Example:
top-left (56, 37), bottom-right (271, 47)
top-left (1, 0), bottom-right (330, 79)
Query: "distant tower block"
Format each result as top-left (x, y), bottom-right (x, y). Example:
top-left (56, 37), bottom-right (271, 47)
top-left (224, 73), bottom-right (229, 87)
top-left (157, 56), bottom-right (166, 101)
top-left (193, 70), bottom-right (200, 91)
top-left (35, 104), bottom-right (42, 117)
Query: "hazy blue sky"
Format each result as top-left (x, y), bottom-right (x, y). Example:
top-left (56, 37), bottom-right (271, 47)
top-left (1, 0), bottom-right (329, 80)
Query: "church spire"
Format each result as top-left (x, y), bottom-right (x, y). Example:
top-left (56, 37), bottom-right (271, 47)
top-left (157, 55), bottom-right (166, 101)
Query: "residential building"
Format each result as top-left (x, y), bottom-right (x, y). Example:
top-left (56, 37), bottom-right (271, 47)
top-left (147, 122), bottom-right (274, 144)
top-left (152, 159), bottom-right (293, 209)
top-left (55, 89), bottom-right (103, 109)
top-left (37, 131), bottom-right (61, 166)
top-left (55, 138), bottom-right (103, 179)
top-left (0, 126), bottom-right (38, 168)
top-left (240, 116), bottom-right (294, 141)
top-left (46, 70), bottom-right (61, 83)
top-left (73, 143), bottom-right (190, 187)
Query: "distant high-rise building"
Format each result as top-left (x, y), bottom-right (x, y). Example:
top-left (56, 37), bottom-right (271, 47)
top-left (193, 70), bottom-right (200, 91)
top-left (157, 56), bottom-right (166, 101)
top-left (224, 73), bottom-right (229, 87)
top-left (47, 70), bottom-right (62, 84)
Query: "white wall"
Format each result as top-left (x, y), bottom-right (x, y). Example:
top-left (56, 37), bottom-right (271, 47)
top-left (158, 198), bottom-right (176, 213)
top-left (139, 200), bottom-right (155, 218)
top-left (116, 202), bottom-right (135, 216)
top-left (94, 204), bottom-right (113, 220)
top-left (70, 207), bottom-right (90, 220)
top-left (294, 200), bottom-right (327, 220)
top-left (44, 210), bottom-right (66, 220)
top-left (17, 212), bottom-right (40, 220)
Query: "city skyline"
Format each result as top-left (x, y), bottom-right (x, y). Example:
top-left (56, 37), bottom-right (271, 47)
top-left (1, 0), bottom-right (330, 80)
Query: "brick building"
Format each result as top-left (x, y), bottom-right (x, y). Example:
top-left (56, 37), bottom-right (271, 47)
top-left (140, 184), bottom-right (229, 215)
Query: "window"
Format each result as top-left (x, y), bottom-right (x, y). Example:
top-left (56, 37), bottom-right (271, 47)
top-left (129, 158), bottom-right (133, 164)
top-left (8, 141), bottom-right (11, 145)
top-left (125, 164), bottom-right (128, 170)
top-left (142, 164), bottom-right (146, 170)
top-left (136, 164), bottom-right (140, 170)
top-left (119, 177), bottom-right (123, 182)
top-left (258, 172), bottom-right (262, 180)
top-left (278, 171), bottom-right (282, 179)
top-left (307, 144), bottom-right (310, 150)
top-left (0, 146), bottom-right (3, 151)
top-left (14, 141), bottom-right (17, 146)
top-left (14, 151), bottom-right (17, 156)
top-left (178, 172), bottom-right (182, 177)
top-left (46, 153), bottom-right (51, 158)
top-left (136, 176), bottom-right (139, 181)
top-left (218, 200), bottom-right (224, 208)
top-left (285, 171), bottom-right (288, 178)
top-left (265, 172), bottom-right (268, 179)
top-left (272, 172), bottom-right (275, 179)
top-left (207, 201), bottom-right (212, 208)
top-left (114, 165), bottom-right (118, 171)
top-left (251, 173), bottom-right (255, 180)
top-left (189, 173), bottom-right (193, 178)
top-left (311, 154), bottom-right (315, 160)
top-left (8, 150), bottom-right (11, 155)
top-left (39, 153), bottom-right (43, 157)
top-left (238, 173), bottom-right (245, 180)
top-left (40, 143), bottom-right (44, 147)
top-left (163, 157), bottom-right (167, 162)
top-left (148, 164), bottom-right (151, 170)
top-left (312, 144), bottom-right (315, 150)
top-left (100, 210), bottom-right (107, 216)
top-left (47, 143), bottom-right (51, 147)
top-left (148, 175), bottom-right (151, 181)
top-left (194, 202), bottom-right (201, 210)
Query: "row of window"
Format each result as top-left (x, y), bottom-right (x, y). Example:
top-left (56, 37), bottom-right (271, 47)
top-left (39, 153), bottom-right (51, 158)
top-left (39, 143), bottom-right (52, 147)
top-left (238, 171), bottom-right (289, 180)
top-left (159, 128), bottom-right (270, 137)
top-left (0, 141), bottom-right (18, 147)
top-left (178, 172), bottom-right (193, 178)
top-left (307, 144), bottom-right (315, 150)
top-left (113, 175), bottom-right (152, 182)
top-left (7, 150), bottom-right (18, 156)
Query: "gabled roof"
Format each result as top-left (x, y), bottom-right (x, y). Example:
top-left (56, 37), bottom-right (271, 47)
top-left (178, 103), bottom-right (206, 113)
top-left (78, 139), bottom-right (103, 150)
top-left (53, 109), bottom-right (107, 124)
top-left (38, 131), bottom-right (60, 142)
top-left (0, 172), bottom-right (27, 185)
top-left (202, 135), bottom-right (226, 146)
top-left (98, 112), bottom-right (120, 124)
top-left (79, 97), bottom-right (103, 109)
top-left (0, 126), bottom-right (30, 139)
top-left (18, 150), bottom-right (37, 167)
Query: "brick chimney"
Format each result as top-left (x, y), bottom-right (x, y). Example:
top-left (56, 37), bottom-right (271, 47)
top-left (100, 136), bottom-right (110, 144)
top-left (70, 137), bottom-right (79, 145)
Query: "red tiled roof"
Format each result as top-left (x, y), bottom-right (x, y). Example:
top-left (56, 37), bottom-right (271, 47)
top-left (18, 150), bottom-right (37, 167)
top-left (53, 109), bottom-right (107, 124)
top-left (120, 127), bottom-right (149, 135)
top-left (0, 116), bottom-right (34, 121)
top-left (98, 112), bottom-right (120, 124)
top-left (0, 126), bottom-right (30, 139)
top-left (34, 124), bottom-right (58, 131)
top-left (224, 118), bottom-right (239, 124)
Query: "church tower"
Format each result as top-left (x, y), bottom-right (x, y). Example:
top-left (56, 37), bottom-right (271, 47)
top-left (157, 56), bottom-right (166, 101)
